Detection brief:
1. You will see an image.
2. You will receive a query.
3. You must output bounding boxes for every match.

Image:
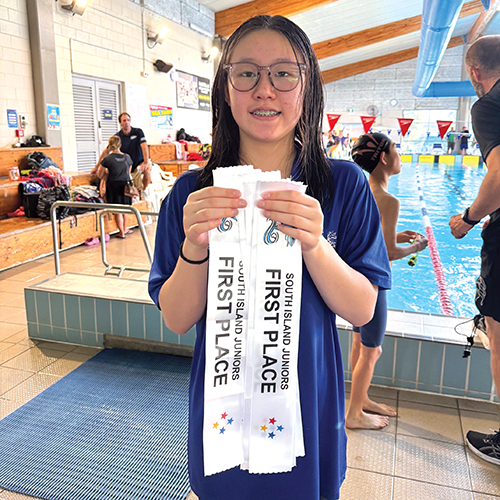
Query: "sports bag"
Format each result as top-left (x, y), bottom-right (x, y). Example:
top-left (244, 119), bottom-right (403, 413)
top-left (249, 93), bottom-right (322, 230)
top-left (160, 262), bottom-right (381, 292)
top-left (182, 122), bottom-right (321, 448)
top-left (26, 151), bottom-right (59, 171)
top-left (37, 184), bottom-right (71, 220)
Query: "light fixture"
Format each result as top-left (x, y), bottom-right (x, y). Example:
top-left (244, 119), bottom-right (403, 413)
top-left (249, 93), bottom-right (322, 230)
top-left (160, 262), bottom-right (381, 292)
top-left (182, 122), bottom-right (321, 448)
top-left (61, 0), bottom-right (89, 16)
top-left (147, 25), bottom-right (169, 48)
top-left (202, 45), bottom-right (219, 62)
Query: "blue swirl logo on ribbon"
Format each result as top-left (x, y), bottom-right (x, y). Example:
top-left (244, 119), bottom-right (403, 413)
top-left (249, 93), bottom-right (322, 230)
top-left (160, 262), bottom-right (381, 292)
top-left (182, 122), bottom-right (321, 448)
top-left (217, 216), bottom-right (237, 232)
top-left (285, 235), bottom-right (295, 247)
top-left (264, 219), bottom-right (279, 245)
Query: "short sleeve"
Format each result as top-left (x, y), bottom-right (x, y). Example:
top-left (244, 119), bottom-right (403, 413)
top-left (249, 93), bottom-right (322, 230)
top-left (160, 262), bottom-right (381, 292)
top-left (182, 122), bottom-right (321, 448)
top-left (148, 172), bottom-right (198, 308)
top-left (137, 128), bottom-right (147, 143)
top-left (125, 154), bottom-right (133, 168)
top-left (333, 162), bottom-right (391, 290)
top-left (472, 98), bottom-right (500, 161)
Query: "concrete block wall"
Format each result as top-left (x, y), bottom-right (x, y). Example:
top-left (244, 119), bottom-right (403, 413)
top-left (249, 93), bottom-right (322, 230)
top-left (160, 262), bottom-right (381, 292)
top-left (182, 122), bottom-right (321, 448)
top-left (0, 0), bottom-right (37, 148)
top-left (53, 0), bottom-right (215, 171)
top-left (1, 0), bottom-right (215, 169)
top-left (324, 44), bottom-right (466, 130)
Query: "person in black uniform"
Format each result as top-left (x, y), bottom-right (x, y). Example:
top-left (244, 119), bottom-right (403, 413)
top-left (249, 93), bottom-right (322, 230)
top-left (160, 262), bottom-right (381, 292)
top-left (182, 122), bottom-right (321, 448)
top-left (449, 35), bottom-right (500, 466)
top-left (97, 136), bottom-right (133, 238)
top-left (94, 112), bottom-right (151, 195)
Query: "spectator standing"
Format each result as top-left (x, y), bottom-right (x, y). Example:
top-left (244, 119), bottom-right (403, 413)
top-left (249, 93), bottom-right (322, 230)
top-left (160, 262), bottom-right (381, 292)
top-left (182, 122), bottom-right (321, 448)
top-left (449, 34), bottom-right (500, 466)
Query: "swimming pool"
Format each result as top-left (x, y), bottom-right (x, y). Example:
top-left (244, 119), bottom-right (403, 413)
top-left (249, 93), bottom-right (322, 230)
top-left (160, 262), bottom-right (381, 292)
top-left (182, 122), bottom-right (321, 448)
top-left (387, 162), bottom-right (485, 318)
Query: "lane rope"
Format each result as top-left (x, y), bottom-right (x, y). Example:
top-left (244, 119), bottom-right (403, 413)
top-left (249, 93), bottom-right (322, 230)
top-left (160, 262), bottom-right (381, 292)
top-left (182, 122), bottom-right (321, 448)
top-left (415, 164), bottom-right (453, 316)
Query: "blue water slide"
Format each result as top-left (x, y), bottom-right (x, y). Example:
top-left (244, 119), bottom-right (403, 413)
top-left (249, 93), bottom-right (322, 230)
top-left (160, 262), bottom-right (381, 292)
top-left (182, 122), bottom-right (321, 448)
top-left (412, 0), bottom-right (465, 97)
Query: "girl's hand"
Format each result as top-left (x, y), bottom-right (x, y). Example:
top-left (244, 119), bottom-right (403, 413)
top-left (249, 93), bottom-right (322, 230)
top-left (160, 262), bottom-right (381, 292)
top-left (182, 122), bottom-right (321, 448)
top-left (397, 230), bottom-right (420, 243)
top-left (183, 187), bottom-right (246, 250)
top-left (257, 190), bottom-right (324, 253)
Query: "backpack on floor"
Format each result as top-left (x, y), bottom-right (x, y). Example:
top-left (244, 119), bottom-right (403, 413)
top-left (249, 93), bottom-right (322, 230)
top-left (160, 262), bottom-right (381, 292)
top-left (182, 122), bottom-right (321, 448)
top-left (37, 184), bottom-right (71, 220)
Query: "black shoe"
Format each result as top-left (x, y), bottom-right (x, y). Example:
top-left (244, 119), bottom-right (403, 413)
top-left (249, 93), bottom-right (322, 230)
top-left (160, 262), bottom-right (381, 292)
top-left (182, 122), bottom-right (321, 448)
top-left (466, 429), bottom-right (500, 466)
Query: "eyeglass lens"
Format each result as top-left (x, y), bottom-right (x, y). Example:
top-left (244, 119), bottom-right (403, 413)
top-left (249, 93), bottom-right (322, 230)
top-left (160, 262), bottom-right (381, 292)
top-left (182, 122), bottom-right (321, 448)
top-left (229, 62), bottom-right (302, 92)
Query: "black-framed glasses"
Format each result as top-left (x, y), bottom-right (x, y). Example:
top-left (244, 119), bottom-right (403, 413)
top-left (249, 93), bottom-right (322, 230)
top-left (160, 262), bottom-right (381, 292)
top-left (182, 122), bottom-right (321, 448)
top-left (224, 62), bottom-right (306, 92)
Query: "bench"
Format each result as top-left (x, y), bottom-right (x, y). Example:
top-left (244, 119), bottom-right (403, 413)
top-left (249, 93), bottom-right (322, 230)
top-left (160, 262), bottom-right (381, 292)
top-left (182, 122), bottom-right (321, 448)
top-left (149, 142), bottom-right (206, 176)
top-left (0, 147), bottom-right (149, 271)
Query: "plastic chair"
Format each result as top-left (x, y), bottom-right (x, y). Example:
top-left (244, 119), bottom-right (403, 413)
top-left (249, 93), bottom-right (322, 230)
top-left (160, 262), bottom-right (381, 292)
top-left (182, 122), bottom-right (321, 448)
top-left (145, 163), bottom-right (175, 212)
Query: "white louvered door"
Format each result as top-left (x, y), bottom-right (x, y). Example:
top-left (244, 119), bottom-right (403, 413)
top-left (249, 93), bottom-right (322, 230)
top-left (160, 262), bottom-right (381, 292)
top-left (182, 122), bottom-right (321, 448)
top-left (96, 81), bottom-right (121, 152)
top-left (72, 76), bottom-right (121, 172)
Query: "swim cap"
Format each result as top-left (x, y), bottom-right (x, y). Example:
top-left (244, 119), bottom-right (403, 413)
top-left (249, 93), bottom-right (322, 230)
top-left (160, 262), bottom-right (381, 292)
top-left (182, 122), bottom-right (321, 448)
top-left (351, 133), bottom-right (391, 173)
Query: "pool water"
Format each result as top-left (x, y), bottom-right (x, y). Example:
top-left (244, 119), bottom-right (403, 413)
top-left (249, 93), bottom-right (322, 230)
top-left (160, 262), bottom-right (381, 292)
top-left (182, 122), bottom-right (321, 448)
top-left (387, 162), bottom-right (485, 318)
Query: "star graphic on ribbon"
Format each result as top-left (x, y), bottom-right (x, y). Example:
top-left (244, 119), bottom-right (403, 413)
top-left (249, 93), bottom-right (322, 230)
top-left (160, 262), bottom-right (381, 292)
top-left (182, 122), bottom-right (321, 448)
top-left (259, 417), bottom-right (285, 440)
top-left (212, 412), bottom-right (234, 434)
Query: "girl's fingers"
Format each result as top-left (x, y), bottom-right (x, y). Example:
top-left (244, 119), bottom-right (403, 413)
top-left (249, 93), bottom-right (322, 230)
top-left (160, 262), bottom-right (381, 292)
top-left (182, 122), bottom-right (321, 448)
top-left (188, 186), bottom-right (242, 202)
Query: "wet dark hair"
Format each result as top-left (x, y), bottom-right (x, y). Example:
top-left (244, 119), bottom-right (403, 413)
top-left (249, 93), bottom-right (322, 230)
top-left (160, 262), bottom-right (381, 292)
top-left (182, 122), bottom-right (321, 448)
top-left (195, 15), bottom-right (333, 205)
top-left (351, 133), bottom-right (392, 174)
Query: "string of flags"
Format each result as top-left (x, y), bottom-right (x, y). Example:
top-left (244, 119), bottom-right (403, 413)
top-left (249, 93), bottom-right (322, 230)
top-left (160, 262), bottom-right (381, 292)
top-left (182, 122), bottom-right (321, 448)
top-left (326, 114), bottom-right (464, 139)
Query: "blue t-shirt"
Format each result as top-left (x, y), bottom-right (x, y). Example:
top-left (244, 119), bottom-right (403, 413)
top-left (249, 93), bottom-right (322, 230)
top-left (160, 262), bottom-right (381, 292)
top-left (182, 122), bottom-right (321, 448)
top-left (149, 159), bottom-right (391, 500)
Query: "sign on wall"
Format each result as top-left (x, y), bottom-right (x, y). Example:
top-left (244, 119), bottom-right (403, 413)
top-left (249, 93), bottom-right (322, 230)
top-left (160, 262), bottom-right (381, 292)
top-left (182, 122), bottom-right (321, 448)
top-left (176, 71), bottom-right (211, 111)
top-left (149, 105), bottom-right (173, 129)
top-left (47, 104), bottom-right (61, 130)
top-left (7, 109), bottom-right (18, 128)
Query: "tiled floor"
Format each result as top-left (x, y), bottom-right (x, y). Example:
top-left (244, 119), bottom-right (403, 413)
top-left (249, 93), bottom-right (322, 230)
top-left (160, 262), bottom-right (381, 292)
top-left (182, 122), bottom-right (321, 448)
top-left (0, 228), bottom-right (499, 500)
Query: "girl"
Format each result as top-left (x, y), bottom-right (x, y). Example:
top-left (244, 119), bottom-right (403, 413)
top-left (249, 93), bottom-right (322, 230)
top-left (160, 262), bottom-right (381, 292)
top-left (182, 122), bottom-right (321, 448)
top-left (349, 133), bottom-right (428, 430)
top-left (97, 135), bottom-right (134, 238)
top-left (149, 15), bottom-right (390, 500)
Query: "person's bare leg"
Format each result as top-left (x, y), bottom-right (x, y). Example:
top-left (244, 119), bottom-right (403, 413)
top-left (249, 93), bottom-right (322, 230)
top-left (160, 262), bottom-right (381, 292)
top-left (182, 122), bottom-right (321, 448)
top-left (115, 213), bottom-right (125, 237)
top-left (346, 334), bottom-right (390, 429)
top-left (485, 316), bottom-right (500, 399)
top-left (142, 168), bottom-right (151, 191)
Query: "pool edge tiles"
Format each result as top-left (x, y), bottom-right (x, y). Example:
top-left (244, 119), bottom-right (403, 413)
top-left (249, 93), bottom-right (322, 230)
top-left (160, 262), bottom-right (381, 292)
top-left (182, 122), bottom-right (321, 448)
top-left (337, 310), bottom-right (496, 401)
top-left (24, 273), bottom-right (192, 350)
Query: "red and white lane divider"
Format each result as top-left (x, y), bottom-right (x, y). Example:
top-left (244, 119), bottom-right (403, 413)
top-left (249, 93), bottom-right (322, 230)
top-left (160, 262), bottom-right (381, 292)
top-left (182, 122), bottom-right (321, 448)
top-left (415, 164), bottom-right (453, 316)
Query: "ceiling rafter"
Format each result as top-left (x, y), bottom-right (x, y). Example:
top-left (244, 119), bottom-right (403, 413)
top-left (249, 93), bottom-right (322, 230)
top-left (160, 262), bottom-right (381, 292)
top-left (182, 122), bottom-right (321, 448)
top-left (468, 0), bottom-right (500, 43)
top-left (215, 0), bottom-right (337, 38)
top-left (313, 0), bottom-right (483, 60)
top-left (321, 36), bottom-right (464, 84)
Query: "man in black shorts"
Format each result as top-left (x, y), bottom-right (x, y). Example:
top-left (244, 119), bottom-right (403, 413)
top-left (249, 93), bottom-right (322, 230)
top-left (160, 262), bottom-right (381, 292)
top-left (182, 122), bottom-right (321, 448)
top-left (449, 35), bottom-right (500, 466)
top-left (94, 112), bottom-right (151, 196)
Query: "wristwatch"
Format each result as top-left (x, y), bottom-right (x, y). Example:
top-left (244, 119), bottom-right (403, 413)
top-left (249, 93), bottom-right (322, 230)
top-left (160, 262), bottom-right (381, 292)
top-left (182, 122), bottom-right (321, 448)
top-left (462, 207), bottom-right (481, 226)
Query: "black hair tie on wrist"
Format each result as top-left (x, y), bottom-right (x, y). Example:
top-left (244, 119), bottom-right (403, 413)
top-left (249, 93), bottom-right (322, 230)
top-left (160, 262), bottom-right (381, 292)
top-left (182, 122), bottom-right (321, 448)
top-left (179, 241), bottom-right (209, 265)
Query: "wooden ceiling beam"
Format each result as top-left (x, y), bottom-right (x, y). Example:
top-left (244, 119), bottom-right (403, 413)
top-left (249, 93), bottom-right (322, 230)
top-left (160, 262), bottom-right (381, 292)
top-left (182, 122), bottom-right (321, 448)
top-left (215, 0), bottom-right (338, 38)
top-left (468, 0), bottom-right (500, 43)
top-left (313, 0), bottom-right (483, 60)
top-left (321, 36), bottom-right (464, 84)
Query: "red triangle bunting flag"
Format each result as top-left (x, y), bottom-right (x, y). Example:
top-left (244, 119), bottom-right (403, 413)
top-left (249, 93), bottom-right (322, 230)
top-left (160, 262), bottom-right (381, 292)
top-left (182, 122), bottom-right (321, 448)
top-left (360, 116), bottom-right (376, 134)
top-left (397, 118), bottom-right (414, 137)
top-left (326, 113), bottom-right (341, 132)
top-left (436, 120), bottom-right (453, 139)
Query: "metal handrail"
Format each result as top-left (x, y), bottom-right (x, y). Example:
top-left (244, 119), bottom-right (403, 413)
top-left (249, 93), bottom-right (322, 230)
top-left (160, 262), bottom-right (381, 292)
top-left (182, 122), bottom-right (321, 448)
top-left (50, 201), bottom-right (157, 275)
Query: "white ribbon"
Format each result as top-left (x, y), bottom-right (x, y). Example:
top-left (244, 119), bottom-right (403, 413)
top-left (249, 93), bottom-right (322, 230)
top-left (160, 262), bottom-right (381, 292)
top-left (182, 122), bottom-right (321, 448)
top-left (204, 167), bottom-right (305, 476)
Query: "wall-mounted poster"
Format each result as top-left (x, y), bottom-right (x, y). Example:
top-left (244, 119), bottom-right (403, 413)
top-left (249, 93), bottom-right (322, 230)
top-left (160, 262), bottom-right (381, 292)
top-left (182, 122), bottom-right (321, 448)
top-left (47, 104), bottom-right (61, 130)
top-left (150, 105), bottom-right (173, 129)
top-left (198, 77), bottom-right (210, 111)
top-left (176, 71), bottom-right (210, 111)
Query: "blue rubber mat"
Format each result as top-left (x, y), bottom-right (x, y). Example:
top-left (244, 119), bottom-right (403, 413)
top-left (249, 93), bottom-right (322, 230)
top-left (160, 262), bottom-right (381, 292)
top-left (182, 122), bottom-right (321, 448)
top-left (0, 348), bottom-right (192, 500)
